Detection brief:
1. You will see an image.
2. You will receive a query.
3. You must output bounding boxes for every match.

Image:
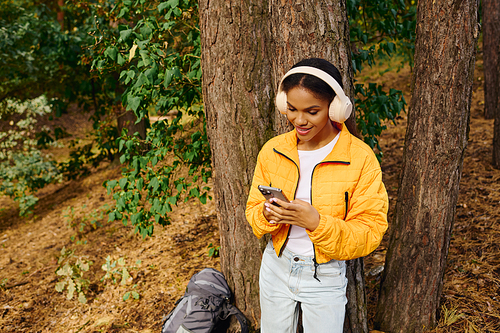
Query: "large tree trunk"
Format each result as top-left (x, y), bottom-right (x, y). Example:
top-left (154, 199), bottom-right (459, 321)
top-left (268, 1), bottom-right (356, 134)
top-left (495, 113), bottom-right (500, 169)
top-left (484, 0), bottom-right (500, 168)
top-left (483, 0), bottom-right (499, 120)
top-left (200, 1), bottom-right (367, 332)
top-left (199, 1), bottom-right (274, 328)
top-left (375, 1), bottom-right (479, 332)
top-left (267, 4), bottom-right (366, 332)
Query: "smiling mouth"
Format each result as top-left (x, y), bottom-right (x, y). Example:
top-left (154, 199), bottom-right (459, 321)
top-left (295, 126), bottom-right (312, 135)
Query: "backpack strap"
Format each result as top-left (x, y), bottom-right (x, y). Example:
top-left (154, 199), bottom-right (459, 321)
top-left (220, 302), bottom-right (249, 333)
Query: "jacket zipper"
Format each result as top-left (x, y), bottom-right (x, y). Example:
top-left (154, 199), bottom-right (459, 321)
top-left (272, 149), bottom-right (351, 259)
top-left (273, 149), bottom-right (299, 257)
top-left (345, 191), bottom-right (349, 220)
top-left (309, 161), bottom-right (350, 278)
top-left (310, 163), bottom-right (320, 280)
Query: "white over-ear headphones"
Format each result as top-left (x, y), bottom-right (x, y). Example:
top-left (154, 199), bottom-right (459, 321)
top-left (275, 66), bottom-right (353, 123)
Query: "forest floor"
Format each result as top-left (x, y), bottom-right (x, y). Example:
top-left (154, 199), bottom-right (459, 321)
top-left (0, 53), bottom-right (499, 332)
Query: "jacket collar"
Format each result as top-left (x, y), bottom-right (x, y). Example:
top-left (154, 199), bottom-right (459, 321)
top-left (272, 122), bottom-right (352, 165)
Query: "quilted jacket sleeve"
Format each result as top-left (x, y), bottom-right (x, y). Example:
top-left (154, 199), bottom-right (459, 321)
top-left (307, 155), bottom-right (388, 261)
top-left (245, 148), bottom-right (283, 239)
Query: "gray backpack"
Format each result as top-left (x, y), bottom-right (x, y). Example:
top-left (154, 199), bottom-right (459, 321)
top-left (161, 268), bottom-right (249, 333)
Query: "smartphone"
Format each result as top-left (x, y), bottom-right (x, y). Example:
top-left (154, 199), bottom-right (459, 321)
top-left (258, 185), bottom-right (289, 206)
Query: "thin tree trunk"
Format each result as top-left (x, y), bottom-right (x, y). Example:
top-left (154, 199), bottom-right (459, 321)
top-left (116, 106), bottom-right (147, 140)
top-left (375, 1), bottom-right (479, 332)
top-left (483, 0), bottom-right (499, 120)
top-left (57, 0), bottom-right (64, 30)
top-left (200, 1), bottom-right (366, 332)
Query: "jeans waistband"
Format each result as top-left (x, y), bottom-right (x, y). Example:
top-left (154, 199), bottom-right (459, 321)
top-left (269, 241), bottom-right (344, 268)
top-left (281, 247), bottom-right (315, 266)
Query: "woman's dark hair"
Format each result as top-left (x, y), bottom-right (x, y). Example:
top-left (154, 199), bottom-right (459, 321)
top-left (280, 58), bottom-right (360, 137)
top-left (281, 58), bottom-right (343, 104)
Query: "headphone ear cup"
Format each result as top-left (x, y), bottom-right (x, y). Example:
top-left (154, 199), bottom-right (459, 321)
top-left (329, 96), bottom-right (344, 122)
top-left (275, 91), bottom-right (288, 115)
top-left (329, 96), bottom-right (353, 123)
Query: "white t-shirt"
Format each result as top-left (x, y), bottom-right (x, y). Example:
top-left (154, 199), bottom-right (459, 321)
top-left (285, 131), bottom-right (340, 256)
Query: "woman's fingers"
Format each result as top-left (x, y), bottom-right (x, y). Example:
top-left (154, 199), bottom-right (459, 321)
top-left (265, 198), bottom-right (316, 227)
top-left (270, 198), bottom-right (295, 210)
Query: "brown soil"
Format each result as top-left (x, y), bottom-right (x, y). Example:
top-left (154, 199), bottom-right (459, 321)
top-left (0, 54), bottom-right (499, 332)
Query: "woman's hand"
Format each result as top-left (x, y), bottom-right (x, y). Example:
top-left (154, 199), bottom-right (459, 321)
top-left (263, 198), bottom-right (320, 231)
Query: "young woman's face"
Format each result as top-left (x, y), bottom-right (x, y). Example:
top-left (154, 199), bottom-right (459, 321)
top-left (285, 86), bottom-right (338, 150)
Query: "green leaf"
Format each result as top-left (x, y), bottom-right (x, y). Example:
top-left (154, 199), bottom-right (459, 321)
top-left (104, 46), bottom-right (118, 61)
top-left (127, 96), bottom-right (141, 112)
top-left (159, 0), bottom-right (179, 13)
top-left (120, 29), bottom-right (133, 41)
top-left (107, 180), bottom-right (118, 192)
top-left (158, 2), bottom-right (169, 12)
top-left (168, 0), bottom-right (179, 7)
top-left (137, 39), bottom-right (149, 49)
top-left (172, 66), bottom-right (181, 78)
top-left (117, 53), bottom-right (126, 65)
top-left (150, 177), bottom-right (160, 193)
top-left (137, 177), bottom-right (144, 191)
top-left (123, 291), bottom-right (131, 301)
top-left (118, 7), bottom-right (129, 18)
top-left (164, 69), bottom-right (173, 88)
top-left (190, 187), bottom-right (199, 198)
top-left (152, 198), bottom-right (161, 212)
top-left (140, 24), bottom-right (152, 38)
top-left (199, 193), bottom-right (207, 204)
top-left (133, 72), bottom-right (150, 88)
top-left (119, 178), bottom-right (128, 189)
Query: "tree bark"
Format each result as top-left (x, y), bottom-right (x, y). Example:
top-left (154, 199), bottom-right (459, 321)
top-left (268, 1), bottom-right (356, 134)
top-left (484, 0), bottom-right (500, 168)
top-left (200, 1), bottom-right (367, 332)
top-left (199, 0), bottom-right (274, 328)
top-left (116, 107), bottom-right (147, 140)
top-left (375, 1), bottom-right (479, 332)
top-left (494, 114), bottom-right (500, 168)
top-left (482, 0), bottom-right (499, 120)
top-left (268, 3), bottom-right (366, 331)
top-left (57, 0), bottom-right (64, 30)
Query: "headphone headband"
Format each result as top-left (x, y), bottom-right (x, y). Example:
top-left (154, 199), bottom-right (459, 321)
top-left (279, 66), bottom-right (349, 105)
top-left (276, 65), bottom-right (353, 123)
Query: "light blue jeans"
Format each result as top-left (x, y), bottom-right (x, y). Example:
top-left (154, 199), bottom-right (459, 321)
top-left (259, 241), bottom-right (347, 333)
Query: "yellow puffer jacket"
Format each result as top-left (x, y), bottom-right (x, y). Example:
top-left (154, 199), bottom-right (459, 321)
top-left (245, 124), bottom-right (388, 263)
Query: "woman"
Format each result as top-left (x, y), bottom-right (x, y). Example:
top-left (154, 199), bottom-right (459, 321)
top-left (245, 58), bottom-right (388, 332)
